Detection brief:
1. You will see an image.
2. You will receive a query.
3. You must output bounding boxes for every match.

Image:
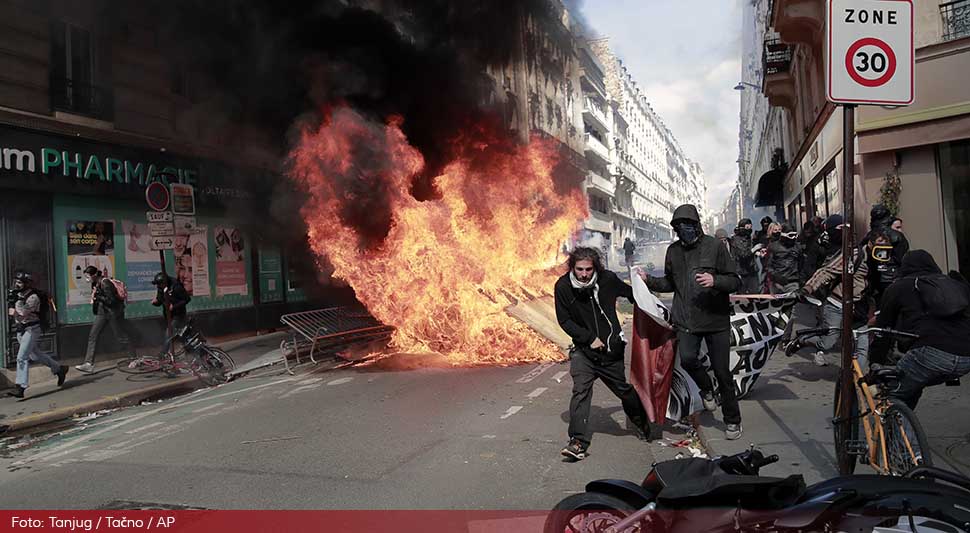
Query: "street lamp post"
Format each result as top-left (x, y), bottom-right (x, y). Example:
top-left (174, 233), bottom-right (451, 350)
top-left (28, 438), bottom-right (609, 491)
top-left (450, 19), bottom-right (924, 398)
top-left (734, 81), bottom-right (760, 91)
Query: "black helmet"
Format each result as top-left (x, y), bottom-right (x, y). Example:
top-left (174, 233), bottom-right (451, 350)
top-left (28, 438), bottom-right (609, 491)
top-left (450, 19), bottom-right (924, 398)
top-left (152, 272), bottom-right (170, 286)
top-left (13, 271), bottom-right (32, 283)
top-left (83, 265), bottom-right (100, 277)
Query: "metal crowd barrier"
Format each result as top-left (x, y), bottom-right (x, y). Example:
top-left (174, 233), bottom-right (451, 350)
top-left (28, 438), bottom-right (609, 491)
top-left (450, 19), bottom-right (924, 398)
top-left (278, 306), bottom-right (394, 374)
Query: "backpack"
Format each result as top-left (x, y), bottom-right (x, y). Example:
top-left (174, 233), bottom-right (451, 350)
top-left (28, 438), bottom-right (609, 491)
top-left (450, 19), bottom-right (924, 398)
top-left (30, 289), bottom-right (54, 332)
top-left (915, 273), bottom-right (970, 318)
top-left (108, 278), bottom-right (128, 302)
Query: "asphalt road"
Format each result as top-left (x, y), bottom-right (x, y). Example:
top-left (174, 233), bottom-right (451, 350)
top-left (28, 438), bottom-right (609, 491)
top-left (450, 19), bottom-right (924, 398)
top-left (0, 357), bottom-right (681, 510)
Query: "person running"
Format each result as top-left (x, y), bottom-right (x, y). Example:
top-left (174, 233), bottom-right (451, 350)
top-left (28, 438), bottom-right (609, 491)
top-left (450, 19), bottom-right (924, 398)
top-left (6, 271), bottom-right (67, 398)
top-left (644, 204), bottom-right (743, 440)
top-left (76, 266), bottom-right (136, 374)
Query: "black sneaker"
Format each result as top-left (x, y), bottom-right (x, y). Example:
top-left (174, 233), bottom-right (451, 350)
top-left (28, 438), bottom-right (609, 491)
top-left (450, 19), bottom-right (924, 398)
top-left (784, 339), bottom-right (803, 357)
top-left (56, 365), bottom-right (69, 387)
top-left (560, 439), bottom-right (588, 461)
top-left (7, 385), bottom-right (25, 398)
top-left (632, 421), bottom-right (654, 442)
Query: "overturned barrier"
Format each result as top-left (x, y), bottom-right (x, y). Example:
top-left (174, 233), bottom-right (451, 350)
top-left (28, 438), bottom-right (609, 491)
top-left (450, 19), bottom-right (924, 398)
top-left (278, 307), bottom-right (394, 374)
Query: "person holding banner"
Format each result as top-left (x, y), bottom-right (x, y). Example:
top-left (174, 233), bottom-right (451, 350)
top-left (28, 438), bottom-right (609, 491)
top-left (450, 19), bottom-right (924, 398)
top-left (554, 247), bottom-right (651, 461)
top-left (643, 204), bottom-right (744, 440)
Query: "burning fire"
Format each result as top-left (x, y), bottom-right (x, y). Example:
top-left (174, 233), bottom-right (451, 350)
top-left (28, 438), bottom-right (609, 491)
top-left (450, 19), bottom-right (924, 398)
top-left (289, 106), bottom-right (587, 365)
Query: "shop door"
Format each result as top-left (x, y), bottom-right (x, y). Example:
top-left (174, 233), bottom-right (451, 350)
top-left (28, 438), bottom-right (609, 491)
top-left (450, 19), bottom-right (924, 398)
top-left (1, 193), bottom-right (56, 368)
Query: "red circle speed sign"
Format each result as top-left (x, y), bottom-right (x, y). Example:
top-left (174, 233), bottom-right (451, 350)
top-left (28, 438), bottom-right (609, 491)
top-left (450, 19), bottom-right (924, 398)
top-left (845, 37), bottom-right (897, 88)
top-left (145, 182), bottom-right (171, 211)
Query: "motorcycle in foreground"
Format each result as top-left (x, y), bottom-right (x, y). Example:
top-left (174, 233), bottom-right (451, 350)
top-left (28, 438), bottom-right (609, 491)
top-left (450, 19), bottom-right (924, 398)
top-left (546, 447), bottom-right (970, 532)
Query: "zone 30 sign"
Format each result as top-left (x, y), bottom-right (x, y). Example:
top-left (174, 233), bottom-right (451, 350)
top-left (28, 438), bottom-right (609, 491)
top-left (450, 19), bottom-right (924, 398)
top-left (827, 0), bottom-right (914, 106)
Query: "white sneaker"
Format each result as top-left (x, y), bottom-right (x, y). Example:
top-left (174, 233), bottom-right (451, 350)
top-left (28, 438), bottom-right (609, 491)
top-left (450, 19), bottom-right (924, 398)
top-left (702, 391), bottom-right (717, 412)
top-left (813, 352), bottom-right (827, 366)
top-left (726, 423), bottom-right (743, 440)
top-left (74, 362), bottom-right (95, 374)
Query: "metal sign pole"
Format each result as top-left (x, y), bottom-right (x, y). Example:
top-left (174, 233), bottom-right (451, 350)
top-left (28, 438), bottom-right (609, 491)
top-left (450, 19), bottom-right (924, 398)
top-left (838, 103), bottom-right (857, 475)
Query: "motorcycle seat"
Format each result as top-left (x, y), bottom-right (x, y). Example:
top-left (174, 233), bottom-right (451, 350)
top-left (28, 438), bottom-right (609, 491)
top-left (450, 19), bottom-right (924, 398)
top-left (866, 364), bottom-right (903, 385)
top-left (654, 459), bottom-right (806, 510)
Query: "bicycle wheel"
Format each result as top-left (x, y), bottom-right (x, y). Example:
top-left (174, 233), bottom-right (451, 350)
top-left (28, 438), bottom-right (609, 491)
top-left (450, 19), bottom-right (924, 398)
top-left (195, 347), bottom-right (234, 386)
top-left (884, 400), bottom-right (932, 476)
top-left (833, 374), bottom-right (860, 474)
top-left (116, 356), bottom-right (163, 374)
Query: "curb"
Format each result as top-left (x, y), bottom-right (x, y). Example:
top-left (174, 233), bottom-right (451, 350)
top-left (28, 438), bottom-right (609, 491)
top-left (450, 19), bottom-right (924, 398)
top-left (0, 376), bottom-right (198, 436)
top-left (691, 417), bottom-right (719, 457)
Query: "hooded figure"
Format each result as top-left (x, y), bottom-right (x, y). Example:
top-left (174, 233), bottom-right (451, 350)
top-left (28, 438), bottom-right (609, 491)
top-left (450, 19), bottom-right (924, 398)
top-left (863, 204), bottom-right (910, 303)
top-left (872, 250), bottom-right (970, 409)
top-left (644, 204), bottom-right (744, 440)
top-left (765, 223), bottom-right (803, 293)
top-left (729, 218), bottom-right (759, 293)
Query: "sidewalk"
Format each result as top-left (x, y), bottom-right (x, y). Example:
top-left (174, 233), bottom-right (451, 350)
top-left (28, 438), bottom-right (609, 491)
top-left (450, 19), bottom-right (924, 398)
top-left (0, 331), bottom-right (290, 435)
top-left (696, 303), bottom-right (970, 483)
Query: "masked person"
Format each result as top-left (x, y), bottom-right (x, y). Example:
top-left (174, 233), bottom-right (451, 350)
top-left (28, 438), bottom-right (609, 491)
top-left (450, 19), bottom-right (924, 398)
top-left (862, 205), bottom-right (910, 306)
top-left (623, 237), bottom-right (636, 267)
top-left (6, 272), bottom-right (67, 398)
top-left (766, 224), bottom-right (804, 294)
top-left (76, 266), bottom-right (136, 374)
top-left (754, 216), bottom-right (774, 247)
top-left (555, 247), bottom-right (651, 461)
top-left (788, 215), bottom-right (870, 367)
top-left (799, 220), bottom-right (823, 282)
top-left (643, 204), bottom-right (743, 440)
top-left (870, 250), bottom-right (970, 409)
top-left (729, 219), bottom-right (759, 294)
top-left (151, 272), bottom-right (191, 355)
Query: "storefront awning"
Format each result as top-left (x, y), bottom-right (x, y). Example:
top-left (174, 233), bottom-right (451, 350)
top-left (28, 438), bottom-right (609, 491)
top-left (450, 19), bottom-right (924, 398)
top-left (755, 168), bottom-right (785, 207)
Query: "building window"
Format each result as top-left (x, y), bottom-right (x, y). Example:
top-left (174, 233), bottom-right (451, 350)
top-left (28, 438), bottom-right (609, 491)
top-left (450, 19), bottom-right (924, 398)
top-left (50, 20), bottom-right (113, 120)
top-left (824, 166), bottom-right (841, 215)
top-left (939, 140), bottom-right (970, 276)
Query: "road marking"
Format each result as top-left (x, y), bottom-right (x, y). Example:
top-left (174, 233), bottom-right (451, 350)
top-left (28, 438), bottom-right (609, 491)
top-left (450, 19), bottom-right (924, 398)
top-left (527, 387), bottom-right (548, 399)
top-left (552, 371), bottom-right (568, 383)
top-left (482, 435), bottom-right (497, 439)
top-left (124, 422), bottom-right (166, 435)
top-left (297, 377), bottom-right (324, 386)
top-left (327, 377), bottom-right (354, 386)
top-left (516, 362), bottom-right (555, 384)
top-left (279, 384), bottom-right (322, 399)
top-left (190, 402), bottom-right (226, 414)
top-left (500, 406), bottom-right (523, 419)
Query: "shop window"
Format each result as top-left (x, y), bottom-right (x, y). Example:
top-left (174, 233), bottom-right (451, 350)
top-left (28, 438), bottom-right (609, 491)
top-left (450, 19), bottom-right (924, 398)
top-left (939, 140), bottom-right (970, 276)
top-left (812, 177), bottom-right (827, 218)
top-left (824, 167), bottom-right (841, 216)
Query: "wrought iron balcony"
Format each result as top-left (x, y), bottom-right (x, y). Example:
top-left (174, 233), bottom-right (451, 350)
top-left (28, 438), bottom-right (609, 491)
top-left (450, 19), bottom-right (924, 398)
top-left (763, 39), bottom-right (792, 76)
top-left (941, 0), bottom-right (970, 42)
top-left (50, 77), bottom-right (114, 121)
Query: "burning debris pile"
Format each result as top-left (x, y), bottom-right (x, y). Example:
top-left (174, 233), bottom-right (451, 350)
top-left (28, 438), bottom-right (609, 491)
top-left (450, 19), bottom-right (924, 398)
top-left (289, 107), bottom-right (586, 364)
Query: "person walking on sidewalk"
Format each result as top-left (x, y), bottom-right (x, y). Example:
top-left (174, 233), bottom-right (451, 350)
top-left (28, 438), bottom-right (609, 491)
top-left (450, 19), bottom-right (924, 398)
top-left (151, 272), bottom-right (191, 355)
top-left (643, 204), bottom-right (744, 440)
top-left (729, 219), bottom-right (759, 295)
top-left (6, 271), bottom-right (67, 398)
top-left (76, 266), bottom-right (136, 374)
top-left (766, 224), bottom-right (804, 294)
top-left (789, 215), bottom-right (870, 367)
top-left (870, 250), bottom-right (970, 409)
top-left (623, 237), bottom-right (636, 267)
top-left (555, 247), bottom-right (651, 461)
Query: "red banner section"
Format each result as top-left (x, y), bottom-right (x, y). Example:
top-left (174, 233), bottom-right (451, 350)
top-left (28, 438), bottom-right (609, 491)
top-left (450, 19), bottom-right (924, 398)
top-left (629, 305), bottom-right (677, 424)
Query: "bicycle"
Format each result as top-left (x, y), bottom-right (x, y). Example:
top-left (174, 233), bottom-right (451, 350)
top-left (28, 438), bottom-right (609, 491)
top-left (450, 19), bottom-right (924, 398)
top-left (788, 325), bottom-right (932, 476)
top-left (116, 320), bottom-right (235, 386)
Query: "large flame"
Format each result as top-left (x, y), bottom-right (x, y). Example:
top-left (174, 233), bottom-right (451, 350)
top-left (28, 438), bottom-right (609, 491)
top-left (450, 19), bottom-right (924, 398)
top-left (289, 106), bottom-right (587, 365)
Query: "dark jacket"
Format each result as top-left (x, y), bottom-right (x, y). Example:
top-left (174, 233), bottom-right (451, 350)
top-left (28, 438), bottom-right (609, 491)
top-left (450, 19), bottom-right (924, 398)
top-left (645, 205), bottom-right (741, 333)
top-left (766, 238), bottom-right (804, 286)
top-left (92, 277), bottom-right (123, 315)
top-left (623, 240), bottom-right (635, 255)
top-left (872, 250), bottom-right (970, 360)
top-left (728, 233), bottom-right (757, 277)
top-left (863, 206), bottom-right (910, 300)
top-left (801, 234), bottom-right (824, 281)
top-left (153, 278), bottom-right (190, 319)
top-left (554, 269), bottom-right (634, 361)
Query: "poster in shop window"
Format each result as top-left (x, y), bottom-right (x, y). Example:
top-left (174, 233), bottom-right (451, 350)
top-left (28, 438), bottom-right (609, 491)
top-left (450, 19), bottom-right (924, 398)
top-left (66, 220), bottom-right (116, 306)
top-left (172, 224), bottom-right (210, 297)
top-left (122, 220), bottom-right (159, 302)
top-left (214, 226), bottom-right (248, 296)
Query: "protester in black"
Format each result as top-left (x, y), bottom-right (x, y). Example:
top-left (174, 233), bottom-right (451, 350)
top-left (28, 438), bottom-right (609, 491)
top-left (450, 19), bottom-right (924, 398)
top-left (799, 219), bottom-right (824, 282)
top-left (152, 273), bottom-right (191, 354)
top-left (871, 250), bottom-right (970, 409)
top-left (554, 247), bottom-right (650, 460)
top-left (766, 224), bottom-right (803, 294)
top-left (623, 237), bottom-right (636, 267)
top-left (729, 218), bottom-right (759, 294)
top-left (644, 204), bottom-right (743, 440)
top-left (863, 204), bottom-right (910, 305)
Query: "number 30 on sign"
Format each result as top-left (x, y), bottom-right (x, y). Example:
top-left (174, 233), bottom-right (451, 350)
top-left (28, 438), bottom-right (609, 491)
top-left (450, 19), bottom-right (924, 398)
top-left (827, 0), bottom-right (914, 106)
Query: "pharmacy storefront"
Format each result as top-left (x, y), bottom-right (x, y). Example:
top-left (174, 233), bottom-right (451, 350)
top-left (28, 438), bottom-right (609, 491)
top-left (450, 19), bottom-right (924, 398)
top-left (1, 124), bottom-right (310, 367)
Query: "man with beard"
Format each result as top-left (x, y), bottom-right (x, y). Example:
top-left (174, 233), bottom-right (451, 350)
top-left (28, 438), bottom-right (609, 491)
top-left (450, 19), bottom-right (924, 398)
top-left (766, 224), bottom-right (804, 294)
top-left (555, 247), bottom-right (651, 461)
top-left (644, 204), bottom-right (743, 440)
top-left (729, 218), bottom-right (759, 294)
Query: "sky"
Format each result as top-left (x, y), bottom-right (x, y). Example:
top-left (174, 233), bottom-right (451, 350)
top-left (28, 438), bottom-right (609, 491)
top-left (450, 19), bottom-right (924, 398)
top-left (577, 0), bottom-right (744, 212)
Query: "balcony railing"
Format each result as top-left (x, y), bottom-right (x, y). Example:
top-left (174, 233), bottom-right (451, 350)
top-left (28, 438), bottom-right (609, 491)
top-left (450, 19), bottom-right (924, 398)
top-left (584, 133), bottom-right (611, 163)
top-left (50, 77), bottom-right (114, 121)
top-left (763, 39), bottom-right (792, 76)
top-left (586, 170), bottom-right (615, 196)
top-left (942, 0), bottom-right (970, 42)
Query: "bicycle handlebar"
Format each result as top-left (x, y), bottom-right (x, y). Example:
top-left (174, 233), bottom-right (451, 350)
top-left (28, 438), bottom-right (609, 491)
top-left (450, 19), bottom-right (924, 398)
top-left (906, 466), bottom-right (970, 492)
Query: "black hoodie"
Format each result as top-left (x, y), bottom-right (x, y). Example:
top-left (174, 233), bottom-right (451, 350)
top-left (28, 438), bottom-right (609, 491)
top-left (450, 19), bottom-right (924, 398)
top-left (873, 250), bottom-right (970, 360)
top-left (555, 269), bottom-right (634, 360)
top-left (729, 218), bottom-right (757, 277)
top-left (646, 204), bottom-right (741, 333)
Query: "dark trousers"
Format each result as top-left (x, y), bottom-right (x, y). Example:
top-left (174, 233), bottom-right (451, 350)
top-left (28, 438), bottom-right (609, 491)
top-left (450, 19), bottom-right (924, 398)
top-left (677, 330), bottom-right (742, 425)
top-left (568, 350), bottom-right (647, 446)
top-left (85, 307), bottom-right (136, 364)
top-left (161, 314), bottom-right (187, 354)
top-left (739, 274), bottom-right (760, 294)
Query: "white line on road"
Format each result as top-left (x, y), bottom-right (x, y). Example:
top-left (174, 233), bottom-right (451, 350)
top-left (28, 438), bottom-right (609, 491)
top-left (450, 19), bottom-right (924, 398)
top-left (552, 371), bottom-right (568, 383)
top-left (526, 387), bottom-right (548, 399)
top-left (297, 377), bottom-right (324, 386)
top-left (123, 422), bottom-right (166, 435)
top-left (279, 384), bottom-right (322, 399)
top-left (500, 406), bottom-right (523, 419)
top-left (327, 377), bottom-right (354, 386)
top-left (516, 363), bottom-right (555, 384)
top-left (190, 402), bottom-right (226, 414)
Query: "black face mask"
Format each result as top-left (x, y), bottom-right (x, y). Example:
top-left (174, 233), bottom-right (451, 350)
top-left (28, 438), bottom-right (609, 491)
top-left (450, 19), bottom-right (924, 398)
top-left (675, 222), bottom-right (701, 246)
top-left (826, 228), bottom-right (843, 247)
top-left (736, 228), bottom-right (752, 238)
